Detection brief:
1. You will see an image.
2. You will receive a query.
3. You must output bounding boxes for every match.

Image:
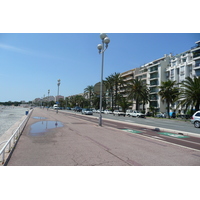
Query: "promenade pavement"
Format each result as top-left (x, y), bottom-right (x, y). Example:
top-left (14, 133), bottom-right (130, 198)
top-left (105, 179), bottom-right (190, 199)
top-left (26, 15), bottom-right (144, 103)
top-left (7, 107), bottom-right (131, 166)
top-left (6, 107), bottom-right (200, 166)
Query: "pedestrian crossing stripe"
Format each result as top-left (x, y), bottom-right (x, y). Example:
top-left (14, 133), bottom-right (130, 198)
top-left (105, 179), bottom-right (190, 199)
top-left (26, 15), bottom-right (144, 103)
top-left (122, 129), bottom-right (142, 134)
top-left (157, 132), bottom-right (189, 138)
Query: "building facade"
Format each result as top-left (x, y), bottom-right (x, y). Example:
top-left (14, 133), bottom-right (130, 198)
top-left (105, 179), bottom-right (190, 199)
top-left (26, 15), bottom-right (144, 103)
top-left (119, 40), bottom-right (200, 114)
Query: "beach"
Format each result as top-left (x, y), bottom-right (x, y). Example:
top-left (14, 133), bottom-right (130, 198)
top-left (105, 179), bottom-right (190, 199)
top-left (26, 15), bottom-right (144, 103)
top-left (0, 106), bottom-right (28, 137)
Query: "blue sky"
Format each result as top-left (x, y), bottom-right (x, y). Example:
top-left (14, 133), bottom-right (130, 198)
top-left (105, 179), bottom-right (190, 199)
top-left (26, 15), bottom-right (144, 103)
top-left (0, 33), bottom-right (199, 102)
top-left (0, 1), bottom-right (199, 102)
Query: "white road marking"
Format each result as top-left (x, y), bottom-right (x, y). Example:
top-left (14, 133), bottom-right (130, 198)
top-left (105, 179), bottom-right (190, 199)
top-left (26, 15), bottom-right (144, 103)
top-left (125, 120), bottom-right (135, 122)
top-left (151, 136), bottom-right (165, 140)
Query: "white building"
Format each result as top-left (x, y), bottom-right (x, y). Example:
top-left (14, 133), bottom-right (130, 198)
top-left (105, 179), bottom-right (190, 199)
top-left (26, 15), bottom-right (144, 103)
top-left (135, 54), bottom-right (172, 113)
top-left (119, 40), bottom-right (200, 114)
top-left (191, 40), bottom-right (200, 77)
top-left (165, 40), bottom-right (200, 114)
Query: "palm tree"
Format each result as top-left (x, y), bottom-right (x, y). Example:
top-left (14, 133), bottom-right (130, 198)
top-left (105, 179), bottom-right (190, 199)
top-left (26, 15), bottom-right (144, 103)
top-left (84, 85), bottom-right (94, 108)
top-left (127, 78), bottom-right (149, 111)
top-left (69, 95), bottom-right (86, 108)
top-left (75, 95), bottom-right (86, 108)
top-left (158, 79), bottom-right (179, 118)
top-left (179, 76), bottom-right (200, 112)
top-left (58, 98), bottom-right (67, 108)
top-left (141, 85), bottom-right (150, 112)
top-left (109, 72), bottom-right (124, 109)
top-left (104, 75), bottom-right (114, 110)
top-left (117, 94), bottom-right (132, 113)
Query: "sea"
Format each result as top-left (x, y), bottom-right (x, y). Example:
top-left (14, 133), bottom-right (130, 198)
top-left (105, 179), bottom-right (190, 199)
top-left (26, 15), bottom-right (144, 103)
top-left (0, 106), bottom-right (28, 137)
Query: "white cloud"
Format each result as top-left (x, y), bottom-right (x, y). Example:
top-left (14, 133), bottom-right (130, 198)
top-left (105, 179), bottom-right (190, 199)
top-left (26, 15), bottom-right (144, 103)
top-left (0, 43), bottom-right (26, 53)
top-left (0, 43), bottom-right (62, 60)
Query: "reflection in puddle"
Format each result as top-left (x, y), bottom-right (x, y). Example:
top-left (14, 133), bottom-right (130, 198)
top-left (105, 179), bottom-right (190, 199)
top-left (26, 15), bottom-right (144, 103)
top-left (29, 121), bottom-right (63, 136)
top-left (33, 117), bottom-right (47, 119)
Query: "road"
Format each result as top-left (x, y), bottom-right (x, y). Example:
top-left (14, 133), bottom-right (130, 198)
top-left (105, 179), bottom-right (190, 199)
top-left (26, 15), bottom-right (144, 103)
top-left (63, 110), bottom-right (200, 134)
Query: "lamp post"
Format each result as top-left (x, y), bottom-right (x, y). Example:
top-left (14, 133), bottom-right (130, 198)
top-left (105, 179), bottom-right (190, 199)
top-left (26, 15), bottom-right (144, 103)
top-left (57, 79), bottom-right (61, 113)
top-left (48, 89), bottom-right (50, 109)
top-left (97, 33), bottom-right (110, 126)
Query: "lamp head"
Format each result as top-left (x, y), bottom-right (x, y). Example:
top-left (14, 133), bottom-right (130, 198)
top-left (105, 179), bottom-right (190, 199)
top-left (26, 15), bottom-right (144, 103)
top-left (104, 37), bottom-right (110, 44)
top-left (97, 44), bottom-right (102, 53)
top-left (97, 44), bottom-right (102, 50)
top-left (100, 33), bottom-right (107, 40)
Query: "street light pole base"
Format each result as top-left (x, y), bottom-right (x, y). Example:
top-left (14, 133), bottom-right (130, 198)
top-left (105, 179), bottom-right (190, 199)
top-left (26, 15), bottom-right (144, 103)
top-left (99, 115), bottom-right (102, 126)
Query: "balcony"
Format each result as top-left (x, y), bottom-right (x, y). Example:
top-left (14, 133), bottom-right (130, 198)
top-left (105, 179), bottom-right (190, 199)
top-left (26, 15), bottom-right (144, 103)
top-left (194, 62), bottom-right (200, 69)
top-left (194, 67), bottom-right (200, 70)
top-left (150, 95), bottom-right (158, 101)
top-left (150, 101), bottom-right (158, 107)
top-left (123, 76), bottom-right (133, 81)
top-left (149, 66), bottom-right (158, 73)
top-left (150, 88), bottom-right (158, 93)
top-left (149, 74), bottom-right (158, 80)
top-left (194, 53), bottom-right (200, 58)
top-left (193, 52), bottom-right (200, 60)
top-left (180, 71), bottom-right (184, 75)
top-left (120, 70), bottom-right (134, 77)
top-left (150, 80), bottom-right (158, 86)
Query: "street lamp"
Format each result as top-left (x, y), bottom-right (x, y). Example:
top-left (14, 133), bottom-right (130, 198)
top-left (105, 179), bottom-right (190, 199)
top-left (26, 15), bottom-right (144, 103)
top-left (97, 33), bottom-right (110, 126)
top-left (57, 79), bottom-right (61, 113)
top-left (48, 89), bottom-right (50, 109)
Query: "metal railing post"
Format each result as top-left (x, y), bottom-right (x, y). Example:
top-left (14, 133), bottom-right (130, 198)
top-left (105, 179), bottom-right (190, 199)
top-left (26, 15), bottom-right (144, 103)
top-left (0, 109), bottom-right (33, 165)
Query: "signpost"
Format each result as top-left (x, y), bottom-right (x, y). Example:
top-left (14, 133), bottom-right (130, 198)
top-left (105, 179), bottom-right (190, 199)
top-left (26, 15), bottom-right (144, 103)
top-left (94, 82), bottom-right (106, 95)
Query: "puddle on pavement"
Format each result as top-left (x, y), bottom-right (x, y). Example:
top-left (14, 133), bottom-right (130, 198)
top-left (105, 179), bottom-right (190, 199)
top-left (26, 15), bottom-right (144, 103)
top-left (33, 116), bottom-right (47, 119)
top-left (29, 121), bottom-right (63, 136)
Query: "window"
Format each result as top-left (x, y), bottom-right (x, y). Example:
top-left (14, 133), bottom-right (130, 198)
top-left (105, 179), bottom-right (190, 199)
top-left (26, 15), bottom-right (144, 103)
top-left (171, 69), bottom-right (174, 75)
top-left (195, 112), bottom-right (200, 117)
top-left (195, 60), bottom-right (200, 67)
top-left (180, 66), bottom-right (184, 76)
top-left (182, 58), bottom-right (186, 63)
top-left (195, 69), bottom-right (200, 76)
top-left (172, 61), bottom-right (176, 66)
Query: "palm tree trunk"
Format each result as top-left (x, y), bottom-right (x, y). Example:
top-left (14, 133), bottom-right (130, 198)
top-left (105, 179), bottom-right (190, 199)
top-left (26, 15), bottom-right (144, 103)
top-left (195, 101), bottom-right (200, 111)
top-left (167, 102), bottom-right (170, 119)
top-left (136, 98), bottom-right (139, 110)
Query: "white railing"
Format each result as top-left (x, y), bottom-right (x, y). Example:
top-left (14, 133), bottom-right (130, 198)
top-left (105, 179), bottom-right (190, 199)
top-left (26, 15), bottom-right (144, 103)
top-left (0, 109), bottom-right (33, 165)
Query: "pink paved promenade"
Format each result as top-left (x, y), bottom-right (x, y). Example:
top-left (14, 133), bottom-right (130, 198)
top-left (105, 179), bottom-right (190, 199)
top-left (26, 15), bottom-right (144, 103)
top-left (7, 108), bottom-right (131, 166)
top-left (7, 107), bottom-right (200, 166)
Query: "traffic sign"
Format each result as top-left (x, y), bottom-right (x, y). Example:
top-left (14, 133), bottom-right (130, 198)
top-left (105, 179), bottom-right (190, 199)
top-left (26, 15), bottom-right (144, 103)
top-left (94, 82), bottom-right (106, 95)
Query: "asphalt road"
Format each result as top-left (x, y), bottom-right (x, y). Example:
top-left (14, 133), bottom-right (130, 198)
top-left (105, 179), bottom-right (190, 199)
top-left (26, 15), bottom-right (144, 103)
top-left (63, 110), bottom-right (200, 134)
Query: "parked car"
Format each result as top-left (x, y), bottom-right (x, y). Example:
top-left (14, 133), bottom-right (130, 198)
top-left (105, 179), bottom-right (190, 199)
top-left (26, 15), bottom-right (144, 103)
top-left (82, 108), bottom-right (93, 115)
top-left (145, 111), bottom-right (153, 117)
top-left (96, 109), bottom-right (104, 113)
top-left (191, 111), bottom-right (200, 128)
top-left (156, 112), bottom-right (166, 118)
top-left (74, 106), bottom-right (82, 112)
top-left (126, 110), bottom-right (145, 118)
top-left (53, 104), bottom-right (59, 110)
top-left (104, 110), bottom-right (112, 114)
top-left (113, 110), bottom-right (126, 116)
top-left (133, 110), bottom-right (145, 118)
top-left (126, 110), bottom-right (133, 117)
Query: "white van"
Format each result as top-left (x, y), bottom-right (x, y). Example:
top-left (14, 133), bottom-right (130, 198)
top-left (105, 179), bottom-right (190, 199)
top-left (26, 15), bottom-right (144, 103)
top-left (53, 104), bottom-right (59, 110)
